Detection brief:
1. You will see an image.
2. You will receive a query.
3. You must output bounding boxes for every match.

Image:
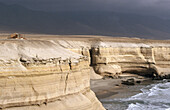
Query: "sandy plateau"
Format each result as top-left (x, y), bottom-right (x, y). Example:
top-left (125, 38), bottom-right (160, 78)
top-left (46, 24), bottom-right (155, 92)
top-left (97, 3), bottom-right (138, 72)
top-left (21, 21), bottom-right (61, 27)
top-left (0, 34), bottom-right (170, 110)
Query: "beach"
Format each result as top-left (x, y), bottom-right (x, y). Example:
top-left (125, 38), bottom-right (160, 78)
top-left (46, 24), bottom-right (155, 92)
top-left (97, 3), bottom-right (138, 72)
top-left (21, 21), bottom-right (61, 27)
top-left (91, 74), bottom-right (156, 110)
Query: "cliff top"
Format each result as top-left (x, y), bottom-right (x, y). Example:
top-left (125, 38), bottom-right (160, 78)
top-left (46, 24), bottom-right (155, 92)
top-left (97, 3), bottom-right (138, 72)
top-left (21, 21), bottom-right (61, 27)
top-left (0, 40), bottom-right (82, 61)
top-left (0, 34), bottom-right (170, 43)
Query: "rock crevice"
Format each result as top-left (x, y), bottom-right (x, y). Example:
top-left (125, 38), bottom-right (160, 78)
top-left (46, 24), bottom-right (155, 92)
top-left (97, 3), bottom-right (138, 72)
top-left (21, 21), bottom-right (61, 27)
top-left (61, 40), bottom-right (170, 79)
top-left (0, 40), bottom-right (105, 110)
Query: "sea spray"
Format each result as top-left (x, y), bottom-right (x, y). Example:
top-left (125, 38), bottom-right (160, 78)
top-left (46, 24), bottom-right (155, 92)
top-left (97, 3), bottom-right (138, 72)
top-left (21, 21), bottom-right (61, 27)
top-left (102, 80), bottom-right (170, 110)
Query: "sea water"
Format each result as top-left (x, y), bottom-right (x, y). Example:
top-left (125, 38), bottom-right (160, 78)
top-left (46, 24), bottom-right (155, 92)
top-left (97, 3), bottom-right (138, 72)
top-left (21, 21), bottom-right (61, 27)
top-left (101, 80), bottom-right (170, 110)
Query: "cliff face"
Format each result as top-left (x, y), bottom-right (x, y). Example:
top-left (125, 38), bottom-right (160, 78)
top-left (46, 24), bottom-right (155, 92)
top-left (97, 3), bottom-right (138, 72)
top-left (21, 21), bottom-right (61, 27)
top-left (0, 40), bottom-right (105, 110)
top-left (152, 46), bottom-right (170, 77)
top-left (57, 40), bottom-right (170, 79)
top-left (1, 36), bottom-right (170, 109)
top-left (91, 42), bottom-right (170, 78)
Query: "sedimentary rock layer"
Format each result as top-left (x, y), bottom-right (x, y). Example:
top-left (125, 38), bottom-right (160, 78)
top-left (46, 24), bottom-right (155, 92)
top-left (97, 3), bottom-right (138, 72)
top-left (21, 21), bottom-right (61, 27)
top-left (1, 36), bottom-right (170, 109)
top-left (57, 40), bottom-right (170, 78)
top-left (91, 42), bottom-right (170, 78)
top-left (0, 40), bottom-right (105, 110)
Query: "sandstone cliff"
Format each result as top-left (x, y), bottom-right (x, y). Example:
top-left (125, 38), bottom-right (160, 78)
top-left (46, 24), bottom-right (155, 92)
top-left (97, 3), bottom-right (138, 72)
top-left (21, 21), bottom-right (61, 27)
top-left (0, 40), bottom-right (105, 110)
top-left (56, 38), bottom-right (170, 79)
top-left (91, 42), bottom-right (170, 79)
top-left (1, 35), bottom-right (170, 110)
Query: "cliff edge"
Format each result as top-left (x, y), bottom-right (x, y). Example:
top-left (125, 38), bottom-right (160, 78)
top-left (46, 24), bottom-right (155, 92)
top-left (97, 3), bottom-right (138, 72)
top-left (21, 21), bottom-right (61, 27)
top-left (1, 34), bottom-right (170, 110)
top-left (0, 40), bottom-right (105, 110)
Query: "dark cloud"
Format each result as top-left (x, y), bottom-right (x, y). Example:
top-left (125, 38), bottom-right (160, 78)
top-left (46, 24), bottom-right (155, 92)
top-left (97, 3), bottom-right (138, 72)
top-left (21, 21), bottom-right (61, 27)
top-left (0, 0), bottom-right (170, 18)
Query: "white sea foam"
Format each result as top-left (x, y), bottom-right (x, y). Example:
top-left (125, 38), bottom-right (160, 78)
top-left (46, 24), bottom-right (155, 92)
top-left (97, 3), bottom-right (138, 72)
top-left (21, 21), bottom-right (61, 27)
top-left (127, 81), bottom-right (170, 110)
top-left (102, 80), bottom-right (170, 110)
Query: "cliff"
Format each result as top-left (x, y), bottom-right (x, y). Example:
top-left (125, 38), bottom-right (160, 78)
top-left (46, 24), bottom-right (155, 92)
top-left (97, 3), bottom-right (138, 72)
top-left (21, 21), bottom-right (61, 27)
top-left (55, 37), bottom-right (170, 79)
top-left (1, 35), bottom-right (170, 110)
top-left (0, 40), bottom-right (105, 110)
top-left (91, 42), bottom-right (170, 79)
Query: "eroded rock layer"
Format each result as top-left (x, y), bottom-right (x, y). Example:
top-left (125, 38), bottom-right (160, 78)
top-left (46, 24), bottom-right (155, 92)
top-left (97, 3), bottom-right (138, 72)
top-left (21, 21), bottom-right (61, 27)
top-left (1, 36), bottom-right (170, 109)
top-left (92, 42), bottom-right (170, 78)
top-left (0, 40), bottom-right (105, 110)
top-left (57, 40), bottom-right (170, 79)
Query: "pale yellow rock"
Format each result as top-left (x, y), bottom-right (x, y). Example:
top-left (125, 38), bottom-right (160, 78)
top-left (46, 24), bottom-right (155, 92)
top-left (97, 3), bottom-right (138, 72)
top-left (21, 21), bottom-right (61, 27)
top-left (63, 40), bottom-right (170, 78)
top-left (94, 65), bottom-right (121, 77)
top-left (0, 40), bottom-right (105, 110)
top-left (90, 67), bottom-right (103, 79)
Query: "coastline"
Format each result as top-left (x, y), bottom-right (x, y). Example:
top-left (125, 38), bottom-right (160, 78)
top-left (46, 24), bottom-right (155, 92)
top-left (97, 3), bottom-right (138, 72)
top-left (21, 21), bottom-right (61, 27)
top-left (0, 35), bottom-right (170, 110)
top-left (91, 73), bottom-right (154, 99)
top-left (90, 73), bottom-right (157, 109)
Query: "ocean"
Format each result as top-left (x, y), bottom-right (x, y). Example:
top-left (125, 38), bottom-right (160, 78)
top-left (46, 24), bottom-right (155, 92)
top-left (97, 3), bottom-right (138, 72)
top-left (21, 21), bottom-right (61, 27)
top-left (101, 79), bottom-right (170, 110)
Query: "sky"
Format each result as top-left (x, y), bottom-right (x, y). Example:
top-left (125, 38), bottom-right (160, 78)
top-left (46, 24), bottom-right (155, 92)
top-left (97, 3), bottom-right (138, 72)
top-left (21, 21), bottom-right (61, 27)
top-left (0, 0), bottom-right (170, 18)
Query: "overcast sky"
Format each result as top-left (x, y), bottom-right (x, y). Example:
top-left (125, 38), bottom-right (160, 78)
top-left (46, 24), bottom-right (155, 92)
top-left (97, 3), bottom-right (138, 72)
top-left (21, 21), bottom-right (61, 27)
top-left (0, 0), bottom-right (170, 18)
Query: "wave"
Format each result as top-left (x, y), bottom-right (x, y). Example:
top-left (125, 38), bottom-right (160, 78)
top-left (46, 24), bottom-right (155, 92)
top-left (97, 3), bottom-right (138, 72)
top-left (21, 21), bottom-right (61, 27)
top-left (127, 80), bottom-right (170, 110)
top-left (102, 80), bottom-right (170, 110)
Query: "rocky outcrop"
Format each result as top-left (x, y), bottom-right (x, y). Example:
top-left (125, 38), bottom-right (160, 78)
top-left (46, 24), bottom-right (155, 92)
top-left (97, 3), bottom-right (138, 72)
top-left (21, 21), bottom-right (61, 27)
top-left (0, 40), bottom-right (105, 110)
top-left (56, 40), bottom-right (170, 79)
top-left (91, 42), bottom-right (170, 79)
top-left (56, 40), bottom-right (103, 79)
top-left (152, 46), bottom-right (170, 78)
top-left (1, 36), bottom-right (170, 109)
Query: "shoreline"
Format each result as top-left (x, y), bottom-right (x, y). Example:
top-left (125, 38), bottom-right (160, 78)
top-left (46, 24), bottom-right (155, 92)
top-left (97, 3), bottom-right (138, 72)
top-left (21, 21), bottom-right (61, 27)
top-left (91, 73), bottom-right (155, 100)
top-left (90, 73), bottom-right (159, 110)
